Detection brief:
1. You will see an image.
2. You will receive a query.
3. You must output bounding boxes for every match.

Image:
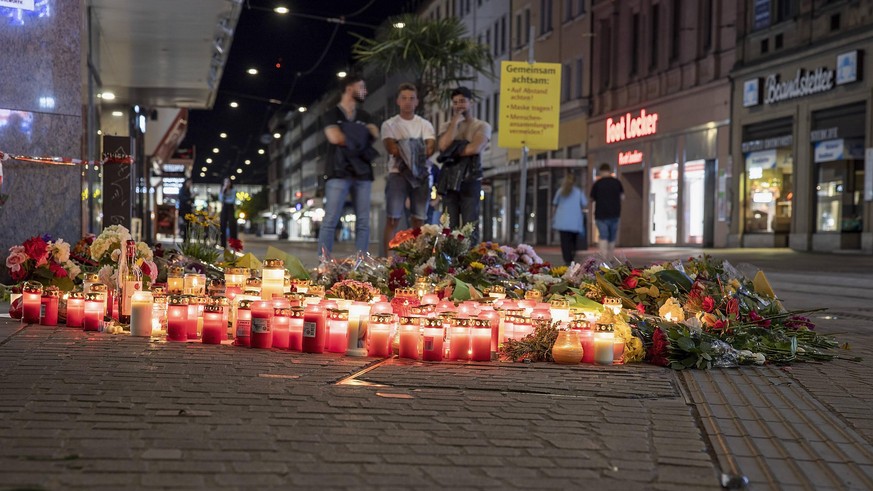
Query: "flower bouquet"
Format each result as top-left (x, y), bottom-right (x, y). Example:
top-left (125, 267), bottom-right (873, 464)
top-left (90, 225), bottom-right (157, 290)
top-left (180, 209), bottom-right (221, 264)
top-left (5, 235), bottom-right (81, 291)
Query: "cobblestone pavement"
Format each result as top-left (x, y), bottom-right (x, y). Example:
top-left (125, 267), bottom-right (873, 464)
top-left (3, 244), bottom-right (873, 490)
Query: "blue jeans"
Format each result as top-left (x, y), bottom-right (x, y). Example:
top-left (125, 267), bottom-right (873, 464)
top-left (318, 177), bottom-right (372, 256)
top-left (385, 173), bottom-right (429, 221)
top-left (443, 179), bottom-right (481, 245)
top-left (595, 217), bottom-right (620, 243)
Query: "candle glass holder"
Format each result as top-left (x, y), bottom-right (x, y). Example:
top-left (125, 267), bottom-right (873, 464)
top-left (66, 291), bottom-right (85, 328)
top-left (130, 290), bottom-right (154, 337)
top-left (368, 313), bottom-right (394, 358)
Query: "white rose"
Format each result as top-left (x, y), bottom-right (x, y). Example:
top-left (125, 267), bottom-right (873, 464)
top-left (136, 242), bottom-right (153, 261)
top-left (110, 249), bottom-right (121, 262)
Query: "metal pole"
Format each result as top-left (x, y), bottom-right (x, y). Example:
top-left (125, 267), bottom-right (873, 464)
top-left (515, 25), bottom-right (536, 246)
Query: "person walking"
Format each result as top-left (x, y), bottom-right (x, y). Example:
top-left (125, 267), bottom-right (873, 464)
top-left (177, 178), bottom-right (194, 241)
top-left (218, 177), bottom-right (238, 248)
top-left (436, 87), bottom-right (491, 245)
top-left (590, 163), bottom-right (624, 258)
top-left (381, 83), bottom-right (436, 255)
top-left (552, 173), bottom-right (588, 265)
top-left (318, 75), bottom-right (380, 257)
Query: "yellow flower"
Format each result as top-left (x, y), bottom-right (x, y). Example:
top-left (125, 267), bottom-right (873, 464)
top-left (658, 297), bottom-right (685, 322)
top-left (623, 337), bottom-right (645, 363)
top-left (552, 265), bottom-right (568, 277)
top-left (470, 261), bottom-right (485, 270)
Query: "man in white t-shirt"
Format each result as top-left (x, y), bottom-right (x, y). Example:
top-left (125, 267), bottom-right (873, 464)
top-left (381, 83), bottom-right (436, 255)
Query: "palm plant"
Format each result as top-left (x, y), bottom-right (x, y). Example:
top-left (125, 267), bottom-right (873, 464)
top-left (351, 14), bottom-right (495, 107)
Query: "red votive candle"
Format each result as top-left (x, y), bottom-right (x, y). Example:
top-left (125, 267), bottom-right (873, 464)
top-left (272, 308), bottom-right (290, 349)
top-left (421, 318), bottom-right (444, 362)
top-left (398, 316), bottom-right (421, 360)
top-left (234, 300), bottom-right (253, 347)
top-left (449, 318), bottom-right (472, 361)
top-left (368, 313), bottom-right (393, 358)
top-left (83, 293), bottom-right (104, 332)
top-left (21, 283), bottom-right (43, 324)
top-left (202, 305), bottom-right (224, 344)
top-left (167, 296), bottom-right (189, 342)
top-left (470, 319), bottom-right (492, 361)
top-left (288, 307), bottom-right (304, 351)
top-left (250, 300), bottom-right (274, 349)
top-left (479, 308), bottom-right (500, 353)
top-left (40, 288), bottom-right (60, 326)
top-left (327, 308), bottom-right (348, 354)
top-left (301, 304), bottom-right (326, 353)
top-left (66, 292), bottom-right (85, 328)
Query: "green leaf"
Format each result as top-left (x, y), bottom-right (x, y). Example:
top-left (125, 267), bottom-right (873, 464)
top-left (654, 270), bottom-right (693, 293)
top-left (451, 276), bottom-right (472, 301)
top-left (52, 277), bottom-right (75, 292)
top-left (676, 336), bottom-right (695, 352)
top-left (567, 288), bottom-right (605, 311)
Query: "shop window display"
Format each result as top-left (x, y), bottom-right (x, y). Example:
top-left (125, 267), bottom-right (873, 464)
top-left (815, 147), bottom-right (864, 233)
top-left (744, 149), bottom-right (793, 233)
top-left (649, 163), bottom-right (678, 244)
top-left (683, 159), bottom-right (706, 244)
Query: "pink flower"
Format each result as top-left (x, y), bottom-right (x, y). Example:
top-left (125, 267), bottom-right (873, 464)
top-left (622, 276), bottom-right (638, 289)
top-left (5, 250), bottom-right (27, 270)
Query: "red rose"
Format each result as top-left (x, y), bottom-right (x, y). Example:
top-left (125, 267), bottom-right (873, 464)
top-left (48, 262), bottom-right (68, 278)
top-left (228, 238), bottom-right (243, 252)
top-left (713, 319), bottom-right (728, 330)
top-left (22, 237), bottom-right (48, 263)
top-left (702, 296), bottom-right (715, 313)
top-left (141, 262), bottom-right (152, 277)
top-left (648, 327), bottom-right (670, 366)
top-left (636, 303), bottom-right (646, 314)
top-left (456, 234), bottom-right (465, 240)
top-left (622, 276), bottom-right (638, 289)
top-left (630, 269), bottom-right (642, 277)
top-left (442, 228), bottom-right (452, 236)
top-left (11, 267), bottom-right (27, 282)
top-left (412, 228), bottom-right (422, 237)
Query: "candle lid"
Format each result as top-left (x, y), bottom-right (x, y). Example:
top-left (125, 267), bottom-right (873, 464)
top-left (409, 305), bottom-right (428, 316)
top-left (595, 323), bottom-right (614, 333)
top-left (328, 308), bottom-right (349, 321)
top-left (168, 295), bottom-right (189, 306)
top-left (168, 266), bottom-right (184, 276)
top-left (42, 287), bottom-right (61, 298)
top-left (452, 317), bottom-right (474, 327)
top-left (90, 282), bottom-right (107, 293)
top-left (422, 317), bottom-right (442, 328)
top-left (225, 267), bottom-right (250, 275)
top-left (263, 258), bottom-right (285, 269)
top-left (238, 299), bottom-right (254, 309)
top-left (209, 278), bottom-right (226, 288)
top-left (399, 315), bottom-right (421, 325)
top-left (274, 307), bottom-right (291, 317)
top-left (284, 292), bottom-right (305, 301)
top-left (394, 287), bottom-right (416, 298)
top-left (245, 277), bottom-right (262, 287)
top-left (603, 297), bottom-right (622, 308)
top-left (204, 304), bottom-right (222, 314)
top-left (83, 272), bottom-right (100, 281)
top-left (84, 292), bottom-right (104, 302)
top-left (151, 285), bottom-right (166, 295)
top-left (187, 296), bottom-right (207, 305)
top-left (22, 281), bottom-right (44, 294)
top-left (549, 298), bottom-right (570, 308)
top-left (243, 289), bottom-right (260, 297)
top-left (370, 312), bottom-right (393, 323)
top-left (68, 291), bottom-right (85, 300)
top-left (487, 285), bottom-right (505, 294)
top-left (210, 296), bottom-right (230, 306)
top-left (568, 319), bottom-right (590, 330)
top-left (290, 306), bottom-right (305, 318)
top-left (524, 290), bottom-right (542, 300)
top-left (307, 285), bottom-right (325, 296)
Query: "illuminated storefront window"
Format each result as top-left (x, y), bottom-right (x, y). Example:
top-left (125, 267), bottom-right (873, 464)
top-left (649, 163), bottom-right (678, 244)
top-left (744, 149), bottom-right (793, 233)
top-left (683, 159), bottom-right (706, 244)
top-left (814, 139), bottom-right (864, 232)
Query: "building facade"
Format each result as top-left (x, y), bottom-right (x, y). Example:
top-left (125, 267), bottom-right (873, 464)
top-left (587, 0), bottom-right (737, 247)
top-left (729, 0), bottom-right (873, 253)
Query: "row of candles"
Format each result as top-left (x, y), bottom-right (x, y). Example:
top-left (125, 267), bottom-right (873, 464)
top-left (18, 264), bottom-right (626, 365)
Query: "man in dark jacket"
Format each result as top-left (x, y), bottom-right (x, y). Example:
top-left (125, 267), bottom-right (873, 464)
top-left (318, 75), bottom-right (379, 257)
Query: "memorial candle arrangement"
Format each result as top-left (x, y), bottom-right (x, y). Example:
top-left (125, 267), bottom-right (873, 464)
top-left (326, 308), bottom-right (348, 354)
top-left (83, 292), bottom-right (105, 332)
top-left (272, 308), bottom-right (290, 349)
top-left (449, 317), bottom-right (472, 361)
top-left (367, 313), bottom-right (393, 358)
top-left (167, 296), bottom-right (189, 342)
top-left (39, 287), bottom-right (60, 326)
top-left (129, 290), bottom-right (153, 337)
top-left (151, 287), bottom-right (168, 333)
top-left (167, 266), bottom-right (184, 295)
top-left (21, 282), bottom-right (43, 324)
top-left (261, 259), bottom-right (285, 301)
top-left (250, 300), bottom-right (274, 349)
top-left (89, 283), bottom-right (108, 318)
top-left (398, 316), bottom-right (421, 360)
top-left (470, 319), bottom-right (492, 361)
top-left (284, 306), bottom-right (303, 351)
top-left (301, 303), bottom-right (326, 353)
top-left (234, 300), bottom-right (253, 347)
top-left (594, 323), bottom-right (615, 365)
top-left (66, 291), bottom-right (85, 328)
top-left (224, 267), bottom-right (249, 300)
top-left (201, 305), bottom-right (224, 345)
top-left (421, 317), bottom-right (444, 361)
top-left (346, 302), bottom-right (370, 357)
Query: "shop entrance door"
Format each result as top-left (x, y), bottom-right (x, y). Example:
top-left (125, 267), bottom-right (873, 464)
top-left (619, 171), bottom-right (644, 246)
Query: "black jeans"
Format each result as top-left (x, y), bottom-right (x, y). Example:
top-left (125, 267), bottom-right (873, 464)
top-left (559, 231), bottom-right (579, 265)
top-left (442, 179), bottom-right (481, 245)
top-left (220, 203), bottom-right (238, 247)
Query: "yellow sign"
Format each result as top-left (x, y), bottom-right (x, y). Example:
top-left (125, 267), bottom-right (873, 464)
top-left (498, 61), bottom-right (561, 150)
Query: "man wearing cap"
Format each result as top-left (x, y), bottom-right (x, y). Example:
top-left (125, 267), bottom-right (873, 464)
top-left (437, 86), bottom-right (491, 245)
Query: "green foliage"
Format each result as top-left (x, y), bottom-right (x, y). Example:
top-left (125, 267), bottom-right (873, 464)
top-left (499, 321), bottom-right (559, 362)
top-left (352, 14), bottom-right (495, 106)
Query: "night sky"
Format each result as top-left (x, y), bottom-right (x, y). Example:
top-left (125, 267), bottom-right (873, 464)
top-left (181, 0), bottom-right (423, 185)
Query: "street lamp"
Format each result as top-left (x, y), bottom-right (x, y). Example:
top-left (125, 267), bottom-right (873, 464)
top-left (247, 68), bottom-right (258, 75)
top-left (229, 101), bottom-right (239, 108)
top-left (337, 71), bottom-right (347, 78)
top-left (274, 6), bottom-right (289, 14)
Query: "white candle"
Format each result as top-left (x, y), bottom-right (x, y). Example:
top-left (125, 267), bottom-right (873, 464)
top-left (130, 291), bottom-right (153, 337)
